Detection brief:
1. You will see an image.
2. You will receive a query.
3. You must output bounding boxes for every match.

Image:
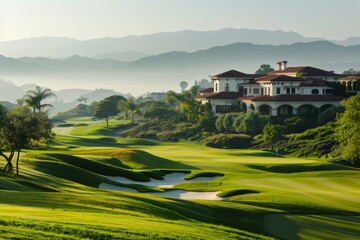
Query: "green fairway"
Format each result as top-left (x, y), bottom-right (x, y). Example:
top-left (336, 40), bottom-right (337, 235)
top-left (0, 117), bottom-right (359, 239)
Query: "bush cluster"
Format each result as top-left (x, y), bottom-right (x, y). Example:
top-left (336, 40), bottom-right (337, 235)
top-left (202, 134), bottom-right (252, 149)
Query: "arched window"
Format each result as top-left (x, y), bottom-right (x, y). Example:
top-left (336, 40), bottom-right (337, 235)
top-left (311, 89), bottom-right (319, 94)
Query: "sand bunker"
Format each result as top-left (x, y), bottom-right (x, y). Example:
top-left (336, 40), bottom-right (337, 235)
top-left (106, 173), bottom-right (221, 188)
top-left (99, 173), bottom-right (223, 200)
top-left (153, 190), bottom-right (223, 200)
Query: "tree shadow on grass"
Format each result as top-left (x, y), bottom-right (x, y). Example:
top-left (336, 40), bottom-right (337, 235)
top-left (246, 163), bottom-right (354, 173)
top-left (48, 136), bottom-right (157, 150)
top-left (230, 151), bottom-right (285, 158)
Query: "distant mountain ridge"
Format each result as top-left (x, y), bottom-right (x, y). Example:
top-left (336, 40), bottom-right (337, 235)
top-left (1, 40), bottom-right (359, 74)
top-left (0, 28), bottom-right (329, 58)
top-left (1, 40), bottom-right (359, 96)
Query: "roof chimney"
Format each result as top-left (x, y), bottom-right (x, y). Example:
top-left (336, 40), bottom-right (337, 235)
top-left (281, 60), bottom-right (288, 70)
top-left (277, 62), bottom-right (282, 71)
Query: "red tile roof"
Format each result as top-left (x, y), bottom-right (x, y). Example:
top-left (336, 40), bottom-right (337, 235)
top-left (212, 69), bottom-right (249, 78)
top-left (255, 75), bottom-right (306, 82)
top-left (338, 75), bottom-right (360, 81)
top-left (269, 66), bottom-right (340, 76)
top-left (301, 78), bottom-right (328, 86)
top-left (241, 94), bottom-right (343, 102)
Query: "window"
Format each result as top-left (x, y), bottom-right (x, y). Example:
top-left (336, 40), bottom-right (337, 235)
top-left (243, 88), bottom-right (248, 96)
top-left (253, 88), bottom-right (259, 94)
top-left (215, 83), bottom-right (218, 92)
top-left (312, 89), bottom-right (319, 94)
top-left (261, 88), bottom-right (264, 95)
top-left (225, 83), bottom-right (229, 92)
top-left (286, 87), bottom-right (296, 94)
top-left (276, 87), bottom-right (281, 94)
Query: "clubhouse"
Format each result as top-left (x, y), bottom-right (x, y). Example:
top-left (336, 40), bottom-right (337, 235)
top-left (196, 61), bottom-right (360, 116)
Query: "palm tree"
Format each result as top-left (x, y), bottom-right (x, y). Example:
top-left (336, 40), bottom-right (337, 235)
top-left (23, 86), bottom-right (56, 114)
top-left (182, 99), bottom-right (204, 123)
top-left (118, 98), bottom-right (141, 123)
top-left (165, 91), bottom-right (192, 123)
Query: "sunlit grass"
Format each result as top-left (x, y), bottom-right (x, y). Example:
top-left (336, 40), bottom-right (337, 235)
top-left (1, 116), bottom-right (359, 239)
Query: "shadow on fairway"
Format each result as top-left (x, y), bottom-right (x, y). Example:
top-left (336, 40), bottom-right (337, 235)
top-left (230, 151), bottom-right (285, 158)
top-left (246, 163), bottom-right (354, 173)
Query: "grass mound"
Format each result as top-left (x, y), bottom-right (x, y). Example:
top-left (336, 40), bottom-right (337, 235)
top-left (30, 160), bottom-right (118, 187)
top-left (56, 123), bottom-right (75, 127)
top-left (41, 153), bottom-right (150, 181)
top-left (90, 149), bottom-right (195, 169)
top-left (185, 171), bottom-right (224, 180)
top-left (218, 189), bottom-right (259, 198)
top-left (73, 123), bottom-right (89, 127)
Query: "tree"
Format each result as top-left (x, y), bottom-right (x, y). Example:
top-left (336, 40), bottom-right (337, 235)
top-left (255, 64), bottom-right (274, 74)
top-left (0, 107), bottom-right (51, 175)
top-left (233, 112), bottom-right (246, 133)
top-left (222, 113), bottom-right (238, 133)
top-left (77, 96), bottom-right (88, 104)
top-left (87, 101), bottom-right (99, 116)
top-left (241, 111), bottom-right (263, 136)
top-left (118, 98), bottom-right (141, 123)
top-left (182, 99), bottom-right (203, 123)
top-left (94, 100), bottom-right (118, 126)
top-left (188, 85), bottom-right (200, 97)
top-left (317, 106), bottom-right (344, 125)
top-left (180, 81), bottom-right (188, 92)
top-left (335, 92), bottom-right (360, 165)
top-left (342, 68), bottom-right (360, 74)
top-left (262, 123), bottom-right (287, 149)
top-left (194, 107), bottom-right (216, 132)
top-left (165, 91), bottom-right (191, 123)
top-left (23, 86), bottom-right (56, 114)
top-left (215, 115), bottom-right (225, 132)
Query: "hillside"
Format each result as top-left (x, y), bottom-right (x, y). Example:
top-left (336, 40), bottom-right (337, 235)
top-left (0, 116), bottom-right (359, 239)
top-left (0, 28), bottom-right (326, 58)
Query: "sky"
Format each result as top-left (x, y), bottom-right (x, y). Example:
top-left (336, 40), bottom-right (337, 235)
top-left (0, 0), bottom-right (359, 42)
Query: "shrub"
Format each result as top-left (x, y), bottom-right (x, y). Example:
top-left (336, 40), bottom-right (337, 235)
top-left (156, 131), bottom-right (180, 142)
top-left (317, 106), bottom-right (344, 125)
top-left (121, 119), bottom-right (175, 138)
top-left (203, 134), bottom-right (252, 149)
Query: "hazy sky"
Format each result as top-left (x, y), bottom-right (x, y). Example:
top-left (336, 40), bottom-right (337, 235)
top-left (0, 0), bottom-right (359, 42)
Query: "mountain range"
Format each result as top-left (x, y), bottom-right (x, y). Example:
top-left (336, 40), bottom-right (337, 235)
top-left (1, 28), bottom-right (359, 59)
top-left (1, 40), bottom-right (359, 74)
top-left (0, 28), bottom-right (360, 96)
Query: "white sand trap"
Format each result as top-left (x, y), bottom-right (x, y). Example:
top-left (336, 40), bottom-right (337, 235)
top-left (99, 183), bottom-right (222, 200)
top-left (153, 190), bottom-right (223, 200)
top-left (106, 173), bottom-right (221, 188)
top-left (99, 183), bottom-right (137, 192)
top-left (106, 173), bottom-right (187, 188)
top-left (99, 173), bottom-right (223, 200)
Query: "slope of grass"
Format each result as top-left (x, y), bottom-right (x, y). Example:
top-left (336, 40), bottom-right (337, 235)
top-left (81, 149), bottom-right (196, 169)
top-left (0, 116), bottom-right (359, 239)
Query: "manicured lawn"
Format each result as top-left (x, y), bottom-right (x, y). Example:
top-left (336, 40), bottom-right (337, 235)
top-left (1, 117), bottom-right (359, 239)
